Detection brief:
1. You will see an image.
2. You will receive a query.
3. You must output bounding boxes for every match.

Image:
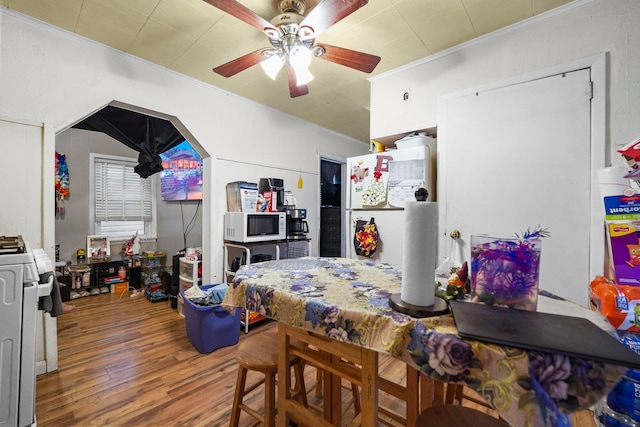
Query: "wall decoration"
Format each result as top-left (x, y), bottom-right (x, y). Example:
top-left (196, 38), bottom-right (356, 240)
top-left (55, 151), bottom-right (69, 218)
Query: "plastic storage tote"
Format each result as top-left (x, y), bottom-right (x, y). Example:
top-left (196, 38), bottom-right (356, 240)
top-left (181, 284), bottom-right (241, 353)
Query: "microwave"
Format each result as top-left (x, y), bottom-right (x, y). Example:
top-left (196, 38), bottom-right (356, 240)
top-left (224, 211), bottom-right (286, 243)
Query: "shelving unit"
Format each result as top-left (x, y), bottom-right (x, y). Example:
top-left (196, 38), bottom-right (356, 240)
top-left (178, 257), bottom-right (202, 292)
top-left (142, 252), bottom-right (166, 302)
top-left (177, 257), bottom-right (202, 316)
top-left (223, 239), bottom-right (310, 333)
top-left (91, 258), bottom-right (127, 294)
top-left (67, 256), bottom-right (132, 298)
top-left (372, 126), bottom-right (437, 148)
top-left (224, 241), bottom-right (278, 333)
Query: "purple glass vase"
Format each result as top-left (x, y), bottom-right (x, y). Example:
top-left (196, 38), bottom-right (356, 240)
top-left (470, 235), bottom-right (542, 311)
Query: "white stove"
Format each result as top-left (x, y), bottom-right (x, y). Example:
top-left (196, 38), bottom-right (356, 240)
top-left (0, 236), bottom-right (53, 427)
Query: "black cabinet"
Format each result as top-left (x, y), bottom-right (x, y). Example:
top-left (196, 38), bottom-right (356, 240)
top-left (128, 266), bottom-right (142, 289)
top-left (91, 259), bottom-right (126, 289)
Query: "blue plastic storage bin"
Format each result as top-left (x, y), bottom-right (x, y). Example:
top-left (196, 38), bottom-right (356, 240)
top-left (182, 284), bottom-right (241, 353)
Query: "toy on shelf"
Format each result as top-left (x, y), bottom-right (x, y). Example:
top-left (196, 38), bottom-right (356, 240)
top-left (122, 233), bottom-right (141, 256)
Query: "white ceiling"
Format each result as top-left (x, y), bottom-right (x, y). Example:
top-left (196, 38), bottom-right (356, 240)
top-left (3, 0), bottom-right (575, 141)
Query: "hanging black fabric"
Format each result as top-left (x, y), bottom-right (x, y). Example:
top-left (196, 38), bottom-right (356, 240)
top-left (73, 105), bottom-right (184, 178)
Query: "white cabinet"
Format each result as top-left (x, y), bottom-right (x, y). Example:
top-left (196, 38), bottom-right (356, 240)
top-left (178, 257), bottom-right (201, 292)
top-left (177, 257), bottom-right (201, 317)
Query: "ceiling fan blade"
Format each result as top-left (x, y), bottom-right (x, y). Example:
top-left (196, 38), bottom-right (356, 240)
top-left (203, 0), bottom-right (276, 34)
top-left (287, 64), bottom-right (309, 98)
top-left (315, 43), bottom-right (380, 73)
top-left (213, 49), bottom-right (269, 77)
top-left (300, 0), bottom-right (368, 37)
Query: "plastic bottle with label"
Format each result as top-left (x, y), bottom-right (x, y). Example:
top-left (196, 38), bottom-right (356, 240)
top-left (596, 399), bottom-right (637, 426)
top-left (595, 369), bottom-right (640, 427)
top-left (595, 329), bottom-right (640, 427)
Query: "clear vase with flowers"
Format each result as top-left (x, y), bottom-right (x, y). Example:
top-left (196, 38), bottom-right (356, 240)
top-left (470, 227), bottom-right (549, 311)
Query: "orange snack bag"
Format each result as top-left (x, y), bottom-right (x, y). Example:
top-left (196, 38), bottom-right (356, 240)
top-left (590, 276), bottom-right (640, 331)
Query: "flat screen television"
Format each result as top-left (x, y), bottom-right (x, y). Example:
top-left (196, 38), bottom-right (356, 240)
top-left (159, 140), bottom-right (203, 201)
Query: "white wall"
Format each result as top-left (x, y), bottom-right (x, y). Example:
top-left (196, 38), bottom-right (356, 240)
top-left (369, 0), bottom-right (640, 301)
top-left (370, 0), bottom-right (640, 160)
top-left (0, 9), bottom-right (368, 281)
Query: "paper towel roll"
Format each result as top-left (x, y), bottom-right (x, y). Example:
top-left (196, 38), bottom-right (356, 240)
top-left (401, 201), bottom-right (438, 307)
top-left (598, 166), bottom-right (632, 198)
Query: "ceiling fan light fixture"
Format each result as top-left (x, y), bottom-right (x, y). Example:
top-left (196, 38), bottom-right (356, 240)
top-left (294, 66), bottom-right (314, 86)
top-left (278, 0), bottom-right (306, 14)
top-left (289, 44), bottom-right (311, 68)
top-left (311, 45), bottom-right (325, 58)
top-left (260, 52), bottom-right (285, 80)
top-left (288, 45), bottom-right (314, 86)
top-left (298, 25), bottom-right (314, 40)
top-left (207, 0), bottom-right (377, 96)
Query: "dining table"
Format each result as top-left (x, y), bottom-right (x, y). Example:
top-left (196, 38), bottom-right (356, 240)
top-left (221, 256), bottom-right (626, 427)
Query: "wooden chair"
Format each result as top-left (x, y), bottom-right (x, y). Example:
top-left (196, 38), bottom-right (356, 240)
top-left (309, 369), bottom-right (361, 418)
top-left (419, 375), bottom-right (507, 426)
top-left (229, 332), bottom-right (307, 427)
top-left (295, 352), bottom-right (421, 426)
top-left (415, 404), bottom-right (509, 427)
top-left (420, 374), bottom-right (497, 409)
top-left (277, 324), bottom-right (420, 427)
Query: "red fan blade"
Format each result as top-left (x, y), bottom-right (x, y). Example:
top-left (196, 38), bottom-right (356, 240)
top-left (315, 43), bottom-right (380, 73)
top-left (213, 48), bottom-right (269, 77)
top-left (300, 0), bottom-right (368, 37)
top-left (203, 0), bottom-right (276, 34)
top-left (287, 64), bottom-right (309, 98)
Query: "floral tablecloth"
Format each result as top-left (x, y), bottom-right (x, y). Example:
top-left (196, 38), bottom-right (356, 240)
top-left (222, 257), bottom-right (624, 427)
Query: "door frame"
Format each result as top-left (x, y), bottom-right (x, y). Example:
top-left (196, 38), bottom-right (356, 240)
top-left (437, 53), bottom-right (606, 305)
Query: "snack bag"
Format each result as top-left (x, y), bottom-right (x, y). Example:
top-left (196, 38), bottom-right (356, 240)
top-left (590, 276), bottom-right (640, 331)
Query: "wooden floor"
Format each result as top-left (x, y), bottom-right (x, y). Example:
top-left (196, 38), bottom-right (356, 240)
top-left (36, 291), bottom-right (597, 426)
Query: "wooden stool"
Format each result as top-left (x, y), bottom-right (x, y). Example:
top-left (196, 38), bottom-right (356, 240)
top-left (312, 359), bottom-right (419, 425)
top-left (230, 332), bottom-right (307, 427)
top-left (415, 405), bottom-right (509, 427)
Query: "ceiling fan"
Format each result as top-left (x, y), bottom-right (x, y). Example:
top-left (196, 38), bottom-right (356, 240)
top-left (204, 0), bottom-right (381, 98)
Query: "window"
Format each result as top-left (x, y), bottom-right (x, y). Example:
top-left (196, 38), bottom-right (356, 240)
top-left (90, 154), bottom-right (157, 241)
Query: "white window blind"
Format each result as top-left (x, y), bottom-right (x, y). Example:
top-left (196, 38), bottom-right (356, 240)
top-left (95, 158), bottom-right (152, 222)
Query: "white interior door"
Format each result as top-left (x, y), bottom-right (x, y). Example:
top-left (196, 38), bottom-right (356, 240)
top-left (439, 67), bottom-right (599, 306)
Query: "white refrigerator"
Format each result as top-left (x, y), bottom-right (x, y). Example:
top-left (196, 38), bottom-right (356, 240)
top-left (346, 144), bottom-right (435, 268)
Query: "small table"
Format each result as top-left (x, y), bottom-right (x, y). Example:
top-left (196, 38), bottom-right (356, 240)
top-left (222, 257), bottom-right (626, 427)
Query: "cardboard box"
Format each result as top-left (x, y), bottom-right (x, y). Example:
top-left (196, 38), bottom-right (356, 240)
top-left (608, 223), bottom-right (640, 285)
top-left (263, 191), bottom-right (278, 212)
top-left (110, 281), bottom-right (129, 294)
top-left (142, 251), bottom-right (165, 258)
top-left (226, 181), bottom-right (258, 212)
